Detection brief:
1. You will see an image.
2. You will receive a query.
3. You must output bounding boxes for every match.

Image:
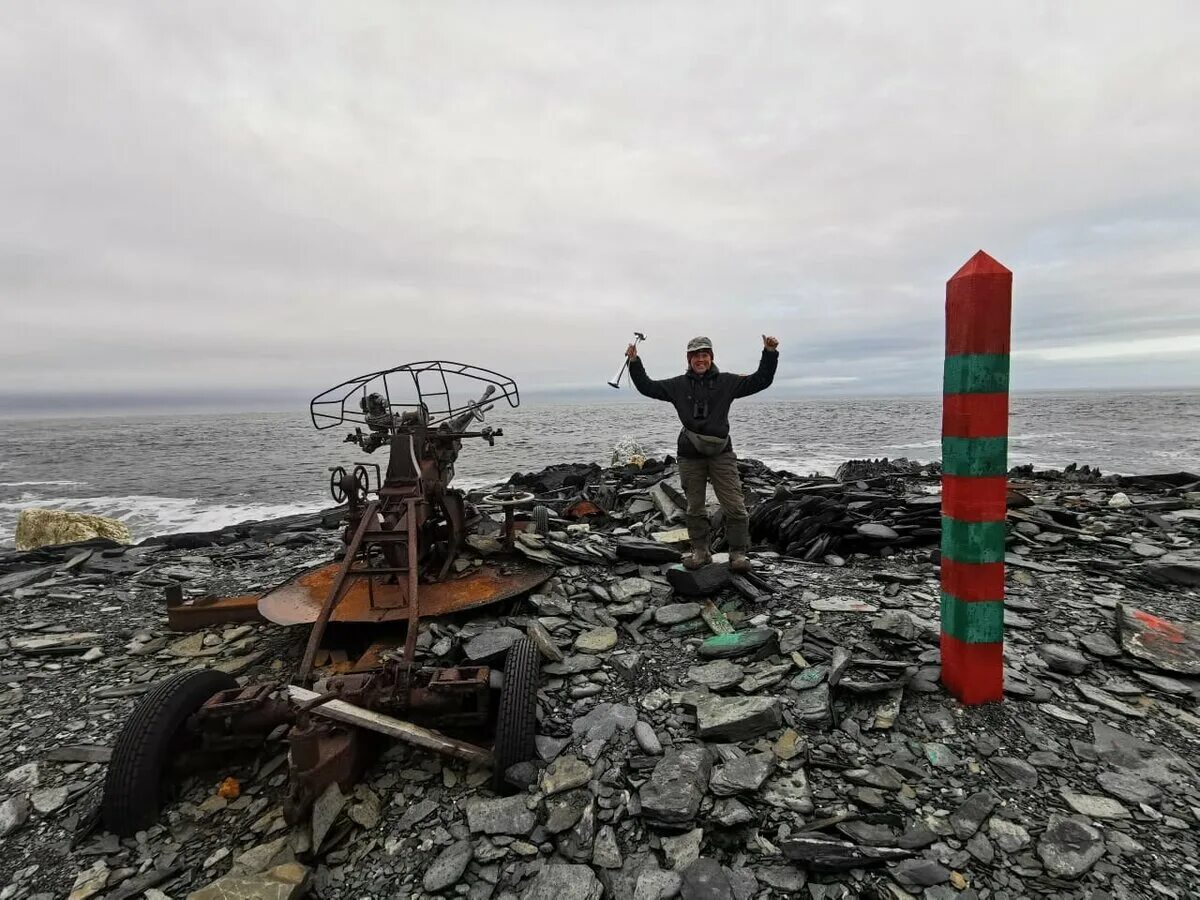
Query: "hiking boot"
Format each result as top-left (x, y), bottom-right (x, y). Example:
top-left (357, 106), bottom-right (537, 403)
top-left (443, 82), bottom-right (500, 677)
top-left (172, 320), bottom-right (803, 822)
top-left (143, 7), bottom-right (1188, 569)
top-left (683, 544), bottom-right (712, 570)
top-left (730, 551), bottom-right (752, 573)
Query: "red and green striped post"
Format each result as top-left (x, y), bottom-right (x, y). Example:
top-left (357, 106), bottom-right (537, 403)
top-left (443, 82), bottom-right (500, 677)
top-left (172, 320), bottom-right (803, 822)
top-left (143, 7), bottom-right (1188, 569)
top-left (940, 250), bottom-right (1011, 705)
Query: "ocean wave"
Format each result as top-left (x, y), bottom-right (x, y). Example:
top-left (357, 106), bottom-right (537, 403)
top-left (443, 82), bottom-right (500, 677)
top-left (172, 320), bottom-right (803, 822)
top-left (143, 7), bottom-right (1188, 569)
top-left (0, 494), bottom-right (327, 547)
top-left (0, 480), bottom-right (88, 487)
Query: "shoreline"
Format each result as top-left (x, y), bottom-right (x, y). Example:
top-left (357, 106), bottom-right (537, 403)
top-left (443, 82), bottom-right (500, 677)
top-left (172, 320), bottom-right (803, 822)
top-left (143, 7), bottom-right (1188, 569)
top-left (0, 456), bottom-right (1198, 898)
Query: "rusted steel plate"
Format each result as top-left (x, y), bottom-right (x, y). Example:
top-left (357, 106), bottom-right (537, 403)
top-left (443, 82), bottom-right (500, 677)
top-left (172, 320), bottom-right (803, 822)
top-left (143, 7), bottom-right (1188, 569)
top-left (258, 560), bottom-right (553, 626)
top-left (167, 594), bottom-right (265, 631)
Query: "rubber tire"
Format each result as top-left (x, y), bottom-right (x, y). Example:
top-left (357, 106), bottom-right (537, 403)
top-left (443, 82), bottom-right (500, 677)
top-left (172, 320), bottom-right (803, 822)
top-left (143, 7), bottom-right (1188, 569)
top-left (531, 505), bottom-right (551, 535)
top-left (492, 638), bottom-right (540, 790)
top-left (102, 668), bottom-right (237, 836)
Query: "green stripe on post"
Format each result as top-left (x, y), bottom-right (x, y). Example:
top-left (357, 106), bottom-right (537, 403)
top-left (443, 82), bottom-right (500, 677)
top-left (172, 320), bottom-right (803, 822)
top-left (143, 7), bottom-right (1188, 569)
top-left (940, 593), bottom-right (1004, 643)
top-left (943, 354), bottom-right (1010, 394)
top-left (942, 516), bottom-right (1006, 563)
top-left (942, 436), bottom-right (1008, 477)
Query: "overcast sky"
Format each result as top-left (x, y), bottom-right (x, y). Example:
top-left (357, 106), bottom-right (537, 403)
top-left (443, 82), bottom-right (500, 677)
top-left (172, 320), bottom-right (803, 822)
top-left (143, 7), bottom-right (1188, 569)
top-left (2, 2), bottom-right (1198, 414)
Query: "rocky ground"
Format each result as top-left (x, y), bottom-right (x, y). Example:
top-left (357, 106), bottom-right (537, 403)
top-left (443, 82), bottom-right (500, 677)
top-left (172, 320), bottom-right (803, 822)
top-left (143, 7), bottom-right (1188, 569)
top-left (1, 456), bottom-right (1199, 900)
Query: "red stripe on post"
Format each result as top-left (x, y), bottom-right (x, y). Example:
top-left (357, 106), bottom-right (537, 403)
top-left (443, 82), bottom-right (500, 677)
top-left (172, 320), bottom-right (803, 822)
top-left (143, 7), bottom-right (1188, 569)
top-left (942, 392), bottom-right (1009, 437)
top-left (941, 558), bottom-right (1005, 601)
top-left (942, 475), bottom-right (1008, 522)
top-left (945, 252), bottom-right (1013, 356)
top-left (940, 633), bottom-right (1004, 704)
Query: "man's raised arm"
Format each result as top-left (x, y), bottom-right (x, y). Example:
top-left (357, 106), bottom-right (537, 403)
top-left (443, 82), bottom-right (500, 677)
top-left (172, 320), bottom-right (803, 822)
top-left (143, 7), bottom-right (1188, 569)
top-left (626, 344), bottom-right (672, 401)
top-left (734, 334), bottom-right (780, 398)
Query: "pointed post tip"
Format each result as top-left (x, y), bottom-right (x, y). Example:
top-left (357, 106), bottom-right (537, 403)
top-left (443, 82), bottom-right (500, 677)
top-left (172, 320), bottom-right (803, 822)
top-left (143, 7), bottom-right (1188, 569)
top-left (950, 250), bottom-right (1011, 281)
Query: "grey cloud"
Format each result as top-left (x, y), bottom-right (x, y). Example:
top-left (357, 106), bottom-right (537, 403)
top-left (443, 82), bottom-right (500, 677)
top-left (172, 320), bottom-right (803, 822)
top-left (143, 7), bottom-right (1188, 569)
top-left (2, 2), bottom-right (1198, 413)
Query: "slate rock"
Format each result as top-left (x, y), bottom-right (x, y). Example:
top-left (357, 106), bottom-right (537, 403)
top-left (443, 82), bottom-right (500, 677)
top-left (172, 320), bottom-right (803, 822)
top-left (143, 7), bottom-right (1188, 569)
top-left (575, 626), bottom-right (618, 653)
top-left (423, 840), bottom-right (473, 893)
top-left (610, 577), bottom-right (653, 601)
top-left (634, 721), bottom-right (663, 755)
top-left (465, 795), bottom-right (535, 835)
top-left (661, 828), bottom-right (704, 871)
top-left (187, 863), bottom-right (309, 900)
top-left (871, 610), bottom-right (923, 641)
top-left (695, 696), bottom-right (781, 741)
top-left (754, 866), bottom-right (805, 893)
top-left (523, 863), bottom-right (604, 900)
top-left (987, 816), bottom-right (1031, 852)
top-left (667, 564), bottom-right (731, 597)
top-left (616, 539), bottom-right (682, 565)
top-left (1080, 633), bottom-right (1121, 658)
top-left (1096, 770), bottom-right (1161, 805)
top-left (545, 789), bottom-right (592, 834)
top-left (0, 796), bottom-right (31, 837)
top-left (989, 756), bottom-right (1039, 789)
top-left (709, 753), bottom-right (775, 796)
top-left (891, 859), bottom-right (951, 889)
top-left (592, 825), bottom-right (623, 869)
top-left (691, 657), bottom-right (744, 696)
top-left (656, 603), bottom-right (703, 625)
top-left (856, 523), bottom-right (899, 540)
top-left (679, 858), bottom-right (732, 900)
top-left (1037, 815), bottom-right (1105, 879)
top-left (761, 768), bottom-right (814, 815)
top-left (1037, 643), bottom-right (1090, 675)
top-left (640, 745), bottom-right (713, 827)
top-left (1061, 791), bottom-right (1130, 819)
top-left (464, 627), bottom-right (524, 662)
top-left (950, 791), bottom-right (997, 839)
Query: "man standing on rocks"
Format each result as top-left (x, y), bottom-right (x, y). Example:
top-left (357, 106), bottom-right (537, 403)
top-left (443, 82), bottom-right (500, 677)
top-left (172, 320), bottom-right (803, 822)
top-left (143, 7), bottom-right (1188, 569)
top-left (627, 334), bottom-right (779, 572)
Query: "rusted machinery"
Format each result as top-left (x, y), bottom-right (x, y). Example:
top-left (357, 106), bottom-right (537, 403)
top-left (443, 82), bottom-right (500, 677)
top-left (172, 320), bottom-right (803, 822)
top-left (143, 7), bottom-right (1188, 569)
top-left (101, 362), bottom-right (552, 836)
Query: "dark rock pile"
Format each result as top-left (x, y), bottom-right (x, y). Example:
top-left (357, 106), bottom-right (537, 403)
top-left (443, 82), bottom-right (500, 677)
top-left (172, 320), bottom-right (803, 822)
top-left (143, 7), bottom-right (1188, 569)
top-left (0, 457), bottom-right (1198, 900)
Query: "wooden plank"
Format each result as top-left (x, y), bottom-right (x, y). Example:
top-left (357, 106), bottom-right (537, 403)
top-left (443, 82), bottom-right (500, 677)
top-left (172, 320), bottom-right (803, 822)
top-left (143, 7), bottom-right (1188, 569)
top-left (286, 685), bottom-right (493, 766)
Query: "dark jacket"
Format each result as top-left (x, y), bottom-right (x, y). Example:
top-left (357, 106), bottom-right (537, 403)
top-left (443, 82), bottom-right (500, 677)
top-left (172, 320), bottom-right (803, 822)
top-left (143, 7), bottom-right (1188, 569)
top-left (629, 349), bottom-right (779, 458)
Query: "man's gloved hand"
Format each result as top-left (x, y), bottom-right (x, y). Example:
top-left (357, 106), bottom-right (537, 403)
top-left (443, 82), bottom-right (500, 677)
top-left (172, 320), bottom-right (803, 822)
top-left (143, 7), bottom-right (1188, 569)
top-left (762, 335), bottom-right (779, 351)
top-left (626, 343), bottom-right (639, 360)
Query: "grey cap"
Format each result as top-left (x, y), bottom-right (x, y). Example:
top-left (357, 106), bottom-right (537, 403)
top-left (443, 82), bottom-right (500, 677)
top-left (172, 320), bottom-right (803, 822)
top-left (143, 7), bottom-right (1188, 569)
top-left (686, 336), bottom-right (713, 353)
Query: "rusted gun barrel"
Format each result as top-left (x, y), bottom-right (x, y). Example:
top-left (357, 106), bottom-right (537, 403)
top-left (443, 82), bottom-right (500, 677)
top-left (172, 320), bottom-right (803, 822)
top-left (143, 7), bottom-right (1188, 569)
top-left (447, 385), bottom-right (496, 432)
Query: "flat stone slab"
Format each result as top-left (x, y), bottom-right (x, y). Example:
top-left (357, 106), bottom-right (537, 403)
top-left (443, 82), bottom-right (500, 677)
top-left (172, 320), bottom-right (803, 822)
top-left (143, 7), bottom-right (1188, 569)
top-left (687, 659), bottom-right (744, 691)
top-left (695, 696), bottom-right (782, 741)
top-left (465, 795), bottom-right (535, 835)
top-left (1061, 791), bottom-right (1130, 819)
top-left (639, 745), bottom-right (712, 827)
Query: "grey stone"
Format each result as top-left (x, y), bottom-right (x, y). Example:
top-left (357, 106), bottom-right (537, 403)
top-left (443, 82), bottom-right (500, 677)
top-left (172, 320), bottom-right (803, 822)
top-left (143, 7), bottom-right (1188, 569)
top-left (710, 798), bottom-right (753, 827)
top-left (640, 745), bottom-right (712, 827)
top-left (575, 626), bottom-right (618, 654)
top-left (31, 786), bottom-right (69, 814)
top-left (989, 756), bottom-right (1039, 789)
top-left (870, 610), bottom-right (922, 641)
top-left (572, 703), bottom-right (638, 742)
top-left (857, 523), bottom-right (899, 540)
top-left (1061, 791), bottom-right (1130, 819)
top-left (634, 721), bottom-right (663, 755)
top-left (656, 603), bottom-right (702, 625)
top-left (695, 696), bottom-right (781, 741)
top-left (310, 783), bottom-right (346, 851)
top-left (1037, 815), bottom-right (1104, 879)
top-left (1080, 633), bottom-right (1122, 658)
top-left (397, 798), bottom-right (438, 831)
top-left (465, 795), bottom-right (535, 836)
top-left (987, 816), bottom-right (1031, 852)
top-left (610, 577), bottom-right (653, 602)
top-left (793, 683), bottom-right (832, 725)
top-left (422, 840), bottom-right (473, 893)
top-left (679, 858), bottom-right (732, 900)
top-left (950, 791), bottom-right (997, 839)
top-left (634, 866), bottom-right (683, 900)
top-left (540, 755), bottom-right (592, 796)
top-left (709, 753), bottom-right (774, 796)
top-left (660, 828), bottom-right (704, 870)
top-left (891, 859), bottom-right (950, 889)
top-left (1037, 643), bottom-right (1090, 675)
top-left (592, 825), bottom-right (623, 869)
top-left (463, 627), bottom-right (524, 662)
top-left (687, 660), bottom-right (744, 691)
top-left (1096, 770), bottom-right (1161, 805)
top-left (0, 796), bottom-right (31, 837)
top-left (524, 863), bottom-right (604, 900)
top-left (760, 768), bottom-right (813, 815)
top-left (545, 790), bottom-right (592, 834)
top-left (754, 866), bottom-right (806, 893)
